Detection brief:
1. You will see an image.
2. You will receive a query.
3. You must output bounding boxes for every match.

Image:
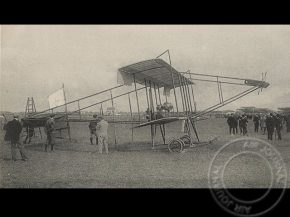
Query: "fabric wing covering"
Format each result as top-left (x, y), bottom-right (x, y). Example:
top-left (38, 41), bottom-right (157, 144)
top-left (118, 58), bottom-right (193, 89)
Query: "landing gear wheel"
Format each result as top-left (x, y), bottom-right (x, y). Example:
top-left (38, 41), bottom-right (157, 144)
top-left (168, 138), bottom-right (184, 153)
top-left (179, 135), bottom-right (192, 147)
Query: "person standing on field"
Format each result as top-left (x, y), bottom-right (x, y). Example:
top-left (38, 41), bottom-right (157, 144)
top-left (232, 114), bottom-right (238, 135)
top-left (240, 114), bottom-right (248, 136)
top-left (5, 115), bottom-right (28, 161)
top-left (45, 114), bottom-right (56, 152)
top-left (285, 114), bottom-right (290, 133)
top-left (253, 114), bottom-right (260, 133)
top-left (96, 116), bottom-right (109, 154)
top-left (265, 113), bottom-right (274, 140)
top-left (273, 114), bottom-right (283, 140)
top-left (89, 114), bottom-right (99, 145)
top-left (227, 113), bottom-right (235, 135)
top-left (260, 114), bottom-right (267, 135)
top-left (238, 115), bottom-right (243, 134)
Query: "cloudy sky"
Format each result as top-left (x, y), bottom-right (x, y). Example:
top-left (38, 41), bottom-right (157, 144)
top-left (1, 25), bottom-right (289, 113)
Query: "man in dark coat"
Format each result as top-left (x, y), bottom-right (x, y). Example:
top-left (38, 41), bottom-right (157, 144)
top-left (45, 114), bottom-right (56, 151)
top-left (240, 114), bottom-right (248, 135)
top-left (227, 114), bottom-right (235, 135)
top-left (5, 115), bottom-right (28, 161)
top-left (232, 114), bottom-right (238, 135)
top-left (89, 114), bottom-right (100, 145)
top-left (238, 115), bottom-right (243, 134)
top-left (265, 113), bottom-right (274, 140)
top-left (253, 114), bottom-right (260, 133)
top-left (285, 114), bottom-right (290, 133)
top-left (273, 114), bottom-right (283, 140)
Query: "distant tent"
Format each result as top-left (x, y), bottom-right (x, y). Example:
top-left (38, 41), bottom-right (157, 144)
top-left (278, 107), bottom-right (290, 114)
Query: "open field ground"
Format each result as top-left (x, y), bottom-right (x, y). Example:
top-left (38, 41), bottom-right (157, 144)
top-left (1, 118), bottom-right (290, 188)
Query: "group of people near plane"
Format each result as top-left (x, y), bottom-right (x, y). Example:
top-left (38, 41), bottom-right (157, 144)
top-left (227, 112), bottom-right (290, 140)
top-left (2, 113), bottom-right (109, 162)
top-left (2, 108), bottom-right (289, 162)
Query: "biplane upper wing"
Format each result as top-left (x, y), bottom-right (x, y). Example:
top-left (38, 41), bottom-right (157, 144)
top-left (119, 58), bottom-right (193, 88)
top-left (134, 117), bottom-right (187, 128)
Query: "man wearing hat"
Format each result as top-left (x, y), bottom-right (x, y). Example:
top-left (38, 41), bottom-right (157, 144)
top-left (226, 113), bottom-right (235, 135)
top-left (253, 114), bottom-right (260, 133)
top-left (273, 113), bottom-right (283, 140)
top-left (265, 113), bottom-right (274, 140)
top-left (286, 113), bottom-right (290, 133)
top-left (96, 116), bottom-right (109, 154)
top-left (240, 114), bottom-right (248, 136)
top-left (89, 114), bottom-right (100, 145)
top-left (45, 114), bottom-right (56, 151)
top-left (5, 115), bottom-right (28, 161)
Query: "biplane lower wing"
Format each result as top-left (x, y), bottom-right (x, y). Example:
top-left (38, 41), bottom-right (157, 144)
top-left (134, 117), bottom-right (187, 128)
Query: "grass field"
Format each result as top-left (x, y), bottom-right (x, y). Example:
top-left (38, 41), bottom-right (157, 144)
top-left (1, 118), bottom-right (290, 188)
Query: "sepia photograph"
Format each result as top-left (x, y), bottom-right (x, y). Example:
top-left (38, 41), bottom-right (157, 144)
top-left (0, 25), bottom-right (289, 199)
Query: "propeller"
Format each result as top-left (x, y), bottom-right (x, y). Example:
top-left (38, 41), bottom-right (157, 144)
top-left (258, 72), bottom-right (267, 95)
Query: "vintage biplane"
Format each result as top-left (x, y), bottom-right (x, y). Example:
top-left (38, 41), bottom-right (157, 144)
top-left (22, 50), bottom-right (269, 152)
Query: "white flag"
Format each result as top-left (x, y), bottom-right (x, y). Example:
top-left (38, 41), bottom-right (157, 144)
top-left (48, 88), bottom-right (66, 108)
